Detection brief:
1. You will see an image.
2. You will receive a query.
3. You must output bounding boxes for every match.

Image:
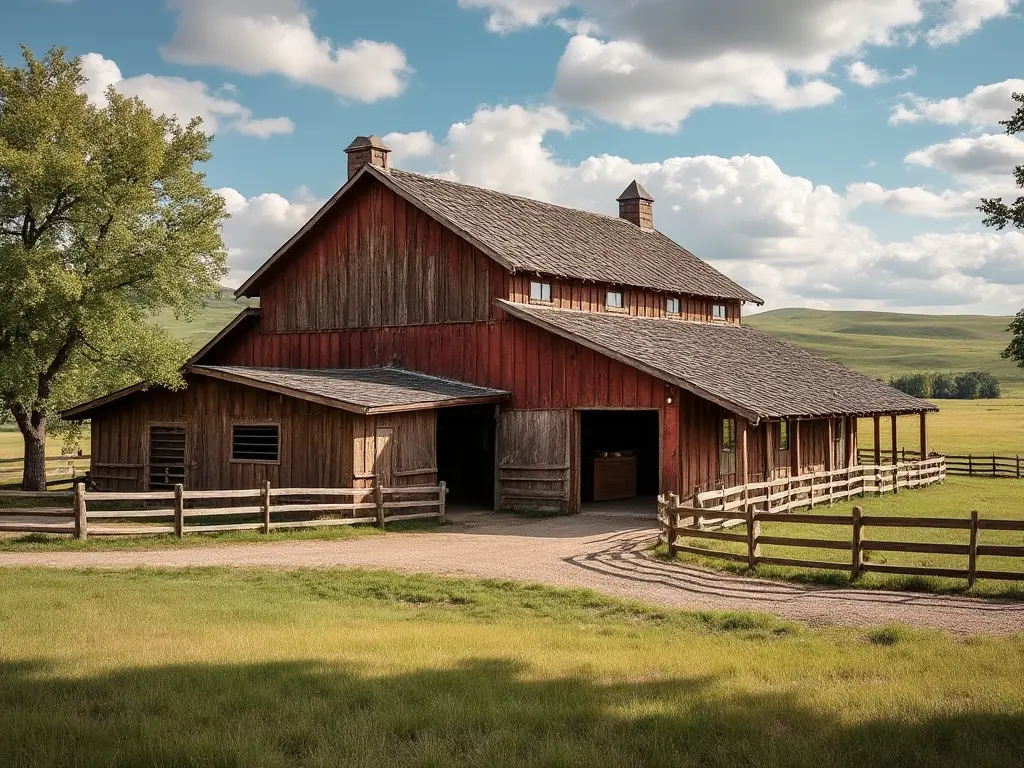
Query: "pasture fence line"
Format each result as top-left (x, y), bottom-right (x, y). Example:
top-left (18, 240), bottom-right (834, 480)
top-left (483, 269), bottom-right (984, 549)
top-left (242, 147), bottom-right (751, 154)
top-left (856, 449), bottom-right (1022, 479)
top-left (0, 481), bottom-right (447, 540)
top-left (687, 457), bottom-right (947, 529)
top-left (0, 454), bottom-right (91, 488)
top-left (658, 496), bottom-right (1024, 588)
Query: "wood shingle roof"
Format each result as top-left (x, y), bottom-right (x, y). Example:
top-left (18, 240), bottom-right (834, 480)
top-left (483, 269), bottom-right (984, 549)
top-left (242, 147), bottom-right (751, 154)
top-left (497, 300), bottom-right (937, 422)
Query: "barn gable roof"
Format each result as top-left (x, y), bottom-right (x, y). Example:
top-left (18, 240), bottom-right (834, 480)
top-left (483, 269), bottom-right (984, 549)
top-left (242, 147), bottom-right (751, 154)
top-left (235, 164), bottom-right (762, 304)
top-left (63, 366), bottom-right (509, 420)
top-left (497, 300), bottom-right (936, 422)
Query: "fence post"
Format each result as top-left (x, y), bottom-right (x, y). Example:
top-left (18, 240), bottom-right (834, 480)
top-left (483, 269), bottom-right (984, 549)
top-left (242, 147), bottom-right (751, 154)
top-left (173, 484), bottom-right (184, 538)
top-left (1017, 455), bottom-right (1021, 479)
top-left (786, 475), bottom-right (792, 511)
top-left (74, 481), bottom-right (87, 541)
top-left (375, 482), bottom-right (385, 529)
top-left (892, 463), bottom-right (899, 495)
top-left (808, 475), bottom-right (815, 510)
top-left (851, 506), bottom-right (863, 580)
top-left (746, 506), bottom-right (759, 570)
top-left (438, 481), bottom-right (447, 524)
top-left (667, 494), bottom-right (679, 554)
top-left (262, 480), bottom-right (271, 534)
top-left (968, 454), bottom-right (973, 476)
top-left (992, 455), bottom-right (997, 478)
top-left (968, 510), bottom-right (979, 589)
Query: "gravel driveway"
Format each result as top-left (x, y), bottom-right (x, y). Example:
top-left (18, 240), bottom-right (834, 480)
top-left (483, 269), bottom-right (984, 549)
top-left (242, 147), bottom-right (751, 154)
top-left (1, 510), bottom-right (1022, 635)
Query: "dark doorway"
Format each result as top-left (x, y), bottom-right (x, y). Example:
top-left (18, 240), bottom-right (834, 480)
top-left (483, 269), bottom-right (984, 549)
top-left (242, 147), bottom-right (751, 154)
top-left (579, 410), bottom-right (660, 504)
top-left (437, 405), bottom-right (496, 508)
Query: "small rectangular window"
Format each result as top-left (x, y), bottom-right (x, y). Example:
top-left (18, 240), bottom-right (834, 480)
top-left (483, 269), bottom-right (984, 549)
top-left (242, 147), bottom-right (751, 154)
top-left (530, 281), bottom-right (552, 302)
top-left (232, 424), bottom-right (279, 462)
top-left (721, 418), bottom-right (736, 452)
top-left (778, 421), bottom-right (790, 452)
top-left (835, 419), bottom-right (844, 443)
top-left (606, 290), bottom-right (623, 309)
top-left (712, 304), bottom-right (727, 321)
top-left (666, 297), bottom-right (681, 314)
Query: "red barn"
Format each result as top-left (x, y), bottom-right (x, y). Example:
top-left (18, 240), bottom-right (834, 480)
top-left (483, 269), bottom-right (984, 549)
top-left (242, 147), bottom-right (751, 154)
top-left (65, 136), bottom-right (936, 513)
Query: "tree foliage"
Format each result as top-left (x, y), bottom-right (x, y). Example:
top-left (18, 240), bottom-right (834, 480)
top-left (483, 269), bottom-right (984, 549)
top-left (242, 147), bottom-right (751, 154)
top-left (889, 371), bottom-right (1001, 400)
top-left (0, 46), bottom-right (226, 487)
top-left (978, 91), bottom-right (1024, 369)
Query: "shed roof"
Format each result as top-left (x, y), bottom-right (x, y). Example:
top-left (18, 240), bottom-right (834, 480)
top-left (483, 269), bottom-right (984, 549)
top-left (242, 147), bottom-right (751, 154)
top-left (63, 366), bottom-right (509, 419)
top-left (497, 300), bottom-right (936, 422)
top-left (236, 165), bottom-right (762, 304)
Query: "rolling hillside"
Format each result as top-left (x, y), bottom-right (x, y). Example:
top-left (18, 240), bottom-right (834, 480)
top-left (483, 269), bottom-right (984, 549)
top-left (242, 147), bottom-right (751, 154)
top-left (149, 288), bottom-right (254, 350)
top-left (745, 308), bottom-right (1023, 390)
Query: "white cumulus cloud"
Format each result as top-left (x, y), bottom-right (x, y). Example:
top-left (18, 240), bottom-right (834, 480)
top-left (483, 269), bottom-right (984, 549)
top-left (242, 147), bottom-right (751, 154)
top-left (890, 78), bottom-right (1024, 126)
top-left (847, 60), bottom-right (916, 87)
top-left (926, 0), bottom-right (1020, 45)
top-left (79, 53), bottom-right (294, 137)
top-left (161, 0), bottom-right (411, 101)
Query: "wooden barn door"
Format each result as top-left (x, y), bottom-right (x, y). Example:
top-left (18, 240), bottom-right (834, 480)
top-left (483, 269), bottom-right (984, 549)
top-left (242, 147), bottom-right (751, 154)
top-left (148, 425), bottom-right (186, 490)
top-left (496, 410), bottom-right (573, 514)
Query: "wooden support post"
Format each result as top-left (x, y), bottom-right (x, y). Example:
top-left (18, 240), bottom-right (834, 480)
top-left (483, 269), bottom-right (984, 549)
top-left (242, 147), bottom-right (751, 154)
top-left (667, 493), bottom-right (679, 554)
top-left (825, 419), bottom-right (834, 472)
top-left (173, 484), bottom-right (184, 538)
top-left (763, 422), bottom-right (773, 483)
top-left (262, 480), bottom-right (271, 534)
top-left (375, 482), bottom-right (385, 529)
top-left (74, 481), bottom-right (87, 541)
top-left (968, 510), bottom-right (979, 589)
top-left (746, 505), bottom-right (760, 570)
top-left (739, 419), bottom-right (749, 487)
top-left (873, 416), bottom-right (881, 467)
top-left (438, 481), bottom-right (447, 524)
top-left (792, 420), bottom-right (802, 476)
top-left (890, 414), bottom-right (898, 466)
top-left (919, 411), bottom-right (928, 459)
top-left (851, 506), bottom-right (863, 580)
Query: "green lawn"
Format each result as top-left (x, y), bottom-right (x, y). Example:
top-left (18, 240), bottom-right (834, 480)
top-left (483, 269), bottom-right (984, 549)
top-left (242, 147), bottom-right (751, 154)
top-left (0, 567), bottom-right (1022, 767)
top-left (858, 399), bottom-right (1024, 457)
top-left (672, 477), bottom-right (1024, 598)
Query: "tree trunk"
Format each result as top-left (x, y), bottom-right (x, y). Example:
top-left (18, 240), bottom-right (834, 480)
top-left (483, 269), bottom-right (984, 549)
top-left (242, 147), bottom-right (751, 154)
top-left (11, 406), bottom-right (48, 492)
top-left (22, 427), bottom-right (47, 491)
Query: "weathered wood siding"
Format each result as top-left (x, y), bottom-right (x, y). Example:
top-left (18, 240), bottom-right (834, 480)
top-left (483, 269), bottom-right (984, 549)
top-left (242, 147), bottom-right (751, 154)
top-left (259, 180), bottom-right (502, 332)
top-left (352, 411), bottom-right (437, 489)
top-left (88, 377), bottom-right (355, 492)
top-left (508, 276), bottom-right (743, 323)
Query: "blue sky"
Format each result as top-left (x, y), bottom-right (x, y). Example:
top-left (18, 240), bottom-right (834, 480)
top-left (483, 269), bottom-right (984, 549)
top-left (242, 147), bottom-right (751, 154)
top-left (4, 0), bottom-right (1023, 313)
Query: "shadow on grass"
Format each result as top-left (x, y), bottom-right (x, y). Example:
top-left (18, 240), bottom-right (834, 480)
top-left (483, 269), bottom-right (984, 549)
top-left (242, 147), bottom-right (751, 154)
top-left (1, 657), bottom-right (1021, 767)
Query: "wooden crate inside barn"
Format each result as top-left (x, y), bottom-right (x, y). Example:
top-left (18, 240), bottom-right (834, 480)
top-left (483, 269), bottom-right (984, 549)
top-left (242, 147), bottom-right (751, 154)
top-left (591, 453), bottom-right (637, 502)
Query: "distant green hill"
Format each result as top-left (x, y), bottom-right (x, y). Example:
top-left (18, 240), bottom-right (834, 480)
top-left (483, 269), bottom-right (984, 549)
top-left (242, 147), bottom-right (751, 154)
top-left (745, 308), bottom-right (1023, 389)
top-left (150, 288), bottom-right (253, 351)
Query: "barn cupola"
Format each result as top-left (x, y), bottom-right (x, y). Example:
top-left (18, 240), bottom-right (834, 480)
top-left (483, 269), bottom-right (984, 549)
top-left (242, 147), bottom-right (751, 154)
top-left (345, 135), bottom-right (391, 179)
top-left (617, 180), bottom-right (655, 232)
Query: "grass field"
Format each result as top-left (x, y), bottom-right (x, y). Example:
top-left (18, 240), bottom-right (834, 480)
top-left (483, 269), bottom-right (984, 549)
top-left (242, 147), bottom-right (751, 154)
top-left (149, 287), bottom-right (253, 350)
top-left (0, 567), bottom-right (1022, 767)
top-left (857, 399), bottom-right (1024, 456)
top-left (672, 477), bottom-right (1024, 598)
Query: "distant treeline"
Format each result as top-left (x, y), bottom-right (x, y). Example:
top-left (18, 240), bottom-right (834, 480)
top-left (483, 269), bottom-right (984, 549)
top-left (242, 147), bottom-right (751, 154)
top-left (889, 372), bottom-right (1000, 399)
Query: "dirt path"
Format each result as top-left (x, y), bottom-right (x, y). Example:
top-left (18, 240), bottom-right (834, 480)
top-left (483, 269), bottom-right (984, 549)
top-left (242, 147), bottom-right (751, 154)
top-left (1, 510), bottom-right (1022, 635)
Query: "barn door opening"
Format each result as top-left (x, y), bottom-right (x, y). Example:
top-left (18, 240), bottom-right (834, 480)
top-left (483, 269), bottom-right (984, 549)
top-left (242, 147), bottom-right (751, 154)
top-left (437, 405), bottom-right (496, 509)
top-left (579, 410), bottom-right (659, 513)
top-left (148, 425), bottom-right (186, 490)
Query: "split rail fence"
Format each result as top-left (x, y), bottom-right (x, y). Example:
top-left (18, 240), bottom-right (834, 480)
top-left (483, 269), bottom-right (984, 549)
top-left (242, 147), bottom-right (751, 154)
top-left (857, 449), bottom-right (1023, 478)
top-left (0, 455), bottom-right (91, 488)
top-left (0, 482), bottom-right (447, 539)
top-left (659, 457), bottom-right (1024, 587)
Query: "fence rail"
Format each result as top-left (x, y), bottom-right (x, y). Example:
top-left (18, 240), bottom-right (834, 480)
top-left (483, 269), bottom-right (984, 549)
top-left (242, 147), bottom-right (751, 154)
top-left (857, 449), bottom-right (1022, 478)
top-left (659, 499), bottom-right (1024, 587)
top-left (0, 455), bottom-right (91, 488)
top-left (0, 481), bottom-right (447, 539)
top-left (689, 457), bottom-right (946, 528)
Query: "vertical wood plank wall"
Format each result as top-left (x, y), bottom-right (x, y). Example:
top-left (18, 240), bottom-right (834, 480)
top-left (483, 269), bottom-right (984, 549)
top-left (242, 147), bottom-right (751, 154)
top-left (352, 411), bottom-right (438, 489)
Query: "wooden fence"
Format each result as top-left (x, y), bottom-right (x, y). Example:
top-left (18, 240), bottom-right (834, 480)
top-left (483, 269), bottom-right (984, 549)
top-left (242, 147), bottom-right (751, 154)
top-left (0, 482), bottom-right (447, 539)
top-left (857, 449), bottom-right (1023, 478)
top-left (0, 455), bottom-right (91, 488)
top-left (688, 457), bottom-right (946, 527)
top-left (659, 500), bottom-right (1024, 587)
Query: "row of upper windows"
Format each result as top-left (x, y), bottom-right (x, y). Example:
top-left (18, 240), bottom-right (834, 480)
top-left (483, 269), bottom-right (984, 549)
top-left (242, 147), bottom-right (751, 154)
top-left (720, 418), bottom-right (846, 453)
top-left (529, 280), bottom-right (729, 320)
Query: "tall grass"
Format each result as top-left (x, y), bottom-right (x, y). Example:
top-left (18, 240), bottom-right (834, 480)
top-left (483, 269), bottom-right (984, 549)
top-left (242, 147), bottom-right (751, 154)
top-left (1, 567), bottom-right (1022, 767)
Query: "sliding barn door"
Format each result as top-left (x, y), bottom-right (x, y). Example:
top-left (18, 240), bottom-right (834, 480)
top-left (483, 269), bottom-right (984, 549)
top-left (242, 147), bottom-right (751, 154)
top-left (148, 425), bottom-right (186, 490)
top-left (496, 409), bottom-right (573, 515)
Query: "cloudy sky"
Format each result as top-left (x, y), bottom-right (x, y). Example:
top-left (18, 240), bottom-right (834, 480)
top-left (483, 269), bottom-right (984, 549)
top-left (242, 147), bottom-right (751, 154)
top-left (5, 0), bottom-right (1023, 313)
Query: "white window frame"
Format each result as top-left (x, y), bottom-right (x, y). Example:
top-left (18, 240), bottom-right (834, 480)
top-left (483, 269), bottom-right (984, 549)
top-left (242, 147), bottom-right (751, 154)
top-left (666, 297), bottom-right (681, 315)
top-left (712, 304), bottom-right (728, 322)
top-left (606, 290), bottom-right (624, 309)
top-left (529, 281), bottom-right (552, 303)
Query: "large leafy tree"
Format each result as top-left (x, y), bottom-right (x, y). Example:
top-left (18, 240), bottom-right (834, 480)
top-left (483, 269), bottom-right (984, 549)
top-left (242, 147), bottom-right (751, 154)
top-left (1, 47), bottom-right (226, 490)
top-left (979, 91), bottom-right (1024, 369)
